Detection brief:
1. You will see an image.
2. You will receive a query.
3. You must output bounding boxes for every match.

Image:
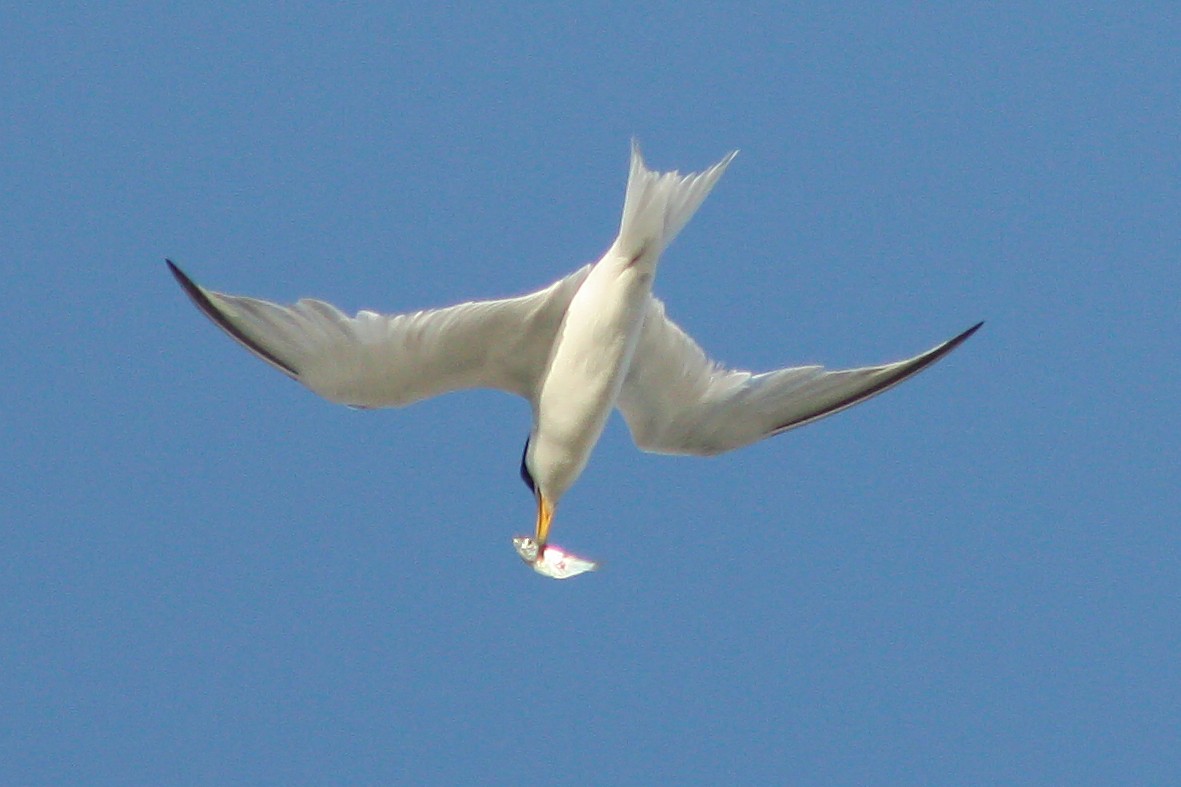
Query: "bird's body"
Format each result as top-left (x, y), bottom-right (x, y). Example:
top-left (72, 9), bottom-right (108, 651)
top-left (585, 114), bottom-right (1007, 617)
top-left (529, 148), bottom-right (735, 507)
top-left (168, 144), bottom-right (980, 578)
top-left (531, 260), bottom-right (649, 500)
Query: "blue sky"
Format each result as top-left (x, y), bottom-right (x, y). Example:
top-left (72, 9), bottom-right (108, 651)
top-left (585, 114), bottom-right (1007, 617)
top-left (3, 4), bottom-right (1178, 783)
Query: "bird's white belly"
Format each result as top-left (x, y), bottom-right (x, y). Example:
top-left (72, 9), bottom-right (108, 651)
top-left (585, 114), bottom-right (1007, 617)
top-left (533, 261), bottom-right (653, 496)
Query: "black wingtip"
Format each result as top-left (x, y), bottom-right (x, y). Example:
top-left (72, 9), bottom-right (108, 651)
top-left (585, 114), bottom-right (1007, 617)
top-left (901, 320), bottom-right (984, 377)
top-left (166, 259), bottom-right (206, 307)
top-left (166, 258), bottom-right (204, 299)
top-left (767, 320), bottom-right (985, 437)
top-left (945, 321), bottom-right (984, 351)
top-left (164, 259), bottom-right (301, 379)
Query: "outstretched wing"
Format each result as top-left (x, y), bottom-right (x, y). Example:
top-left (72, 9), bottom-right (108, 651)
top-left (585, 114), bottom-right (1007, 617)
top-left (167, 260), bottom-right (590, 408)
top-left (617, 298), bottom-right (981, 456)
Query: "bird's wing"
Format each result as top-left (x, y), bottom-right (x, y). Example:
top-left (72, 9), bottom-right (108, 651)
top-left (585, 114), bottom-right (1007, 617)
top-left (617, 299), bottom-right (982, 456)
top-left (167, 260), bottom-right (591, 408)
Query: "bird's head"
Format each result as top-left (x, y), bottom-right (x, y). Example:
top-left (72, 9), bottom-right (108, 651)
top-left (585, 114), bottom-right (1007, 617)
top-left (513, 438), bottom-right (598, 579)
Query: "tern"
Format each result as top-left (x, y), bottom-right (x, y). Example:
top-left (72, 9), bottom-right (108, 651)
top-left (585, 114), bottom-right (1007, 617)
top-left (168, 144), bottom-right (980, 578)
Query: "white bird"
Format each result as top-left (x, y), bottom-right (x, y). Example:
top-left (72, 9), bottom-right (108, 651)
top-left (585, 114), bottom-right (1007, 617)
top-left (168, 144), bottom-right (980, 578)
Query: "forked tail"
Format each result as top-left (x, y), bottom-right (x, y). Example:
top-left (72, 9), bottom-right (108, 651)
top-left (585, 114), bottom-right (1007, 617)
top-left (614, 141), bottom-right (737, 265)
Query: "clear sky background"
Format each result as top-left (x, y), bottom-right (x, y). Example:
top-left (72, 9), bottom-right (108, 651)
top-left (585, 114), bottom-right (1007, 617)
top-left (3, 4), bottom-right (1178, 784)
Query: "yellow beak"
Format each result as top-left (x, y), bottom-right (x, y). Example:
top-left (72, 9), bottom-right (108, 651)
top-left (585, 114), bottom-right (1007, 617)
top-left (534, 494), bottom-right (554, 549)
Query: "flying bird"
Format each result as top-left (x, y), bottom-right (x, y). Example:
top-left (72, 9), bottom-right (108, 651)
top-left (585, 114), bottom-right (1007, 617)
top-left (168, 144), bottom-right (980, 578)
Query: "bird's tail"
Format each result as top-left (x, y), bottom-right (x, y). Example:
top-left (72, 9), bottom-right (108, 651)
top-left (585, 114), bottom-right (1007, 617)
top-left (614, 141), bottom-right (737, 265)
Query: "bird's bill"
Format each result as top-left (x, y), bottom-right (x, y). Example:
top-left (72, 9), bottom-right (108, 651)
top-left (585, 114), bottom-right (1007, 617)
top-left (534, 494), bottom-right (554, 548)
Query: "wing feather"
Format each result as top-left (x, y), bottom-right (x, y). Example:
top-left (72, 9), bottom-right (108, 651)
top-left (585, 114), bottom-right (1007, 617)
top-left (617, 299), bottom-right (981, 455)
top-left (167, 260), bottom-right (590, 408)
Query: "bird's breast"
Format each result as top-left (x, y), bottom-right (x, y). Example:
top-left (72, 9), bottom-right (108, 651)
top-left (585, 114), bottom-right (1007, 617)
top-left (546, 261), bottom-right (653, 401)
top-left (531, 260), bottom-right (655, 495)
